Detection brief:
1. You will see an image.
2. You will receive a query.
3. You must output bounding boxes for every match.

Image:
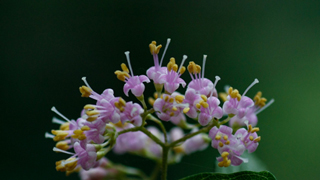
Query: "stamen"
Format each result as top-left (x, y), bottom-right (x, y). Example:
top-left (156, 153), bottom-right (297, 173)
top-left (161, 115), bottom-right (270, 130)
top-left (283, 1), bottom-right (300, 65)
top-left (51, 107), bottom-right (70, 122)
top-left (178, 55), bottom-right (188, 74)
top-left (219, 142), bottom-right (224, 147)
top-left (249, 136), bottom-right (254, 141)
top-left (223, 135), bottom-right (228, 140)
top-left (45, 132), bottom-right (55, 139)
top-left (124, 51), bottom-right (134, 76)
top-left (215, 135), bottom-right (221, 140)
top-left (53, 147), bottom-right (74, 155)
top-left (160, 38), bottom-right (171, 66)
top-left (242, 78), bottom-right (259, 97)
top-left (251, 127), bottom-right (260, 133)
top-left (256, 99), bottom-right (275, 115)
top-left (225, 140), bottom-right (230, 145)
top-left (52, 117), bottom-right (65, 124)
top-left (210, 76), bottom-right (221, 97)
top-left (183, 107), bottom-right (190, 113)
top-left (202, 55), bottom-right (207, 78)
top-left (81, 77), bottom-right (92, 89)
top-left (254, 136), bottom-right (261, 142)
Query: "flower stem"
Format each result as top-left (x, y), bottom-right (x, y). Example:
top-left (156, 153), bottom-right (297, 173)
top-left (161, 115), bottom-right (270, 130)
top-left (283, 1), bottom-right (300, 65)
top-left (161, 145), bottom-right (169, 180)
top-left (147, 115), bottom-right (168, 143)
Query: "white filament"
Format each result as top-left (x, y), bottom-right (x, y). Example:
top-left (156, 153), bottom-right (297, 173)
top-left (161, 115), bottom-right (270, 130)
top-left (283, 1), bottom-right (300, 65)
top-left (202, 55), bottom-right (207, 78)
top-left (160, 38), bottom-right (171, 66)
top-left (124, 51), bottom-right (134, 76)
top-left (242, 79), bottom-right (259, 97)
top-left (52, 117), bottom-right (65, 124)
top-left (81, 77), bottom-right (92, 89)
top-left (256, 99), bottom-right (275, 115)
top-left (178, 55), bottom-right (188, 73)
top-left (53, 147), bottom-right (74, 155)
top-left (45, 132), bottom-right (55, 139)
top-left (51, 106), bottom-right (70, 122)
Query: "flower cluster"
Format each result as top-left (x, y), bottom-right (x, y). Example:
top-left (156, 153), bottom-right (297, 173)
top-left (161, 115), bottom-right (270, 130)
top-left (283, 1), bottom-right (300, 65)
top-left (45, 39), bottom-right (273, 180)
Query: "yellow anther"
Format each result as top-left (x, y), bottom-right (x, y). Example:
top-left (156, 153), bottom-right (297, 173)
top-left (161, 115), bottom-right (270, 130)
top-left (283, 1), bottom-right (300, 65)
top-left (164, 96), bottom-right (169, 102)
top-left (248, 124), bottom-right (252, 133)
top-left (81, 126), bottom-right (90, 131)
top-left (200, 95), bottom-right (207, 102)
top-left (169, 112), bottom-right (175, 116)
top-left (149, 41), bottom-right (162, 54)
top-left (56, 141), bottom-right (69, 150)
top-left (223, 135), bottom-right (228, 140)
top-left (148, 97), bottom-right (155, 106)
top-left (200, 101), bottom-right (209, 108)
top-left (56, 161), bottom-right (67, 172)
top-left (254, 136), bottom-right (261, 142)
top-left (60, 122), bottom-right (70, 131)
top-left (179, 66), bottom-right (186, 74)
top-left (219, 142), bottom-right (224, 147)
top-left (86, 110), bottom-right (99, 116)
top-left (249, 136), bottom-right (254, 141)
top-left (187, 61), bottom-right (197, 74)
top-left (56, 142), bottom-right (68, 150)
top-left (87, 116), bottom-right (98, 122)
top-left (196, 103), bottom-right (201, 109)
top-left (230, 89), bottom-right (240, 99)
top-left (225, 140), bottom-right (230, 145)
top-left (114, 71), bottom-right (130, 82)
top-left (183, 107), bottom-right (190, 113)
top-left (219, 92), bottom-right (228, 102)
top-left (175, 95), bottom-right (184, 103)
top-left (215, 135), bottom-right (221, 140)
top-left (173, 146), bottom-right (185, 154)
top-left (236, 94), bottom-right (241, 101)
top-left (84, 104), bottom-right (96, 110)
top-left (221, 152), bottom-right (229, 158)
top-left (71, 134), bottom-right (79, 139)
top-left (195, 65), bottom-right (201, 73)
top-left (170, 57), bottom-right (176, 64)
top-left (65, 158), bottom-right (78, 171)
top-left (79, 86), bottom-right (92, 97)
top-left (51, 130), bottom-right (68, 137)
top-left (169, 97), bottom-right (174, 103)
top-left (119, 98), bottom-right (126, 106)
top-left (78, 134), bottom-right (87, 140)
top-left (254, 91), bottom-right (267, 107)
top-left (73, 129), bottom-right (83, 135)
top-left (121, 63), bottom-right (129, 73)
top-left (225, 159), bottom-right (231, 167)
top-left (172, 64), bottom-right (178, 72)
top-left (160, 94), bottom-right (163, 99)
top-left (154, 92), bottom-right (158, 99)
top-left (251, 127), bottom-right (260, 133)
top-left (172, 107), bottom-right (178, 111)
top-left (119, 107), bottom-right (124, 112)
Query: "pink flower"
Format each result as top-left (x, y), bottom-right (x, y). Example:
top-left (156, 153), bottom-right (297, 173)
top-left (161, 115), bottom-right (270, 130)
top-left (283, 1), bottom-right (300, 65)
top-left (115, 51), bottom-right (150, 97)
top-left (186, 55), bottom-right (217, 97)
top-left (120, 101), bottom-right (144, 126)
top-left (183, 89), bottom-right (201, 119)
top-left (146, 39), bottom-right (169, 84)
top-left (160, 56), bottom-right (187, 94)
top-left (79, 157), bottom-right (114, 180)
top-left (197, 96), bottom-right (223, 126)
top-left (74, 142), bottom-right (99, 170)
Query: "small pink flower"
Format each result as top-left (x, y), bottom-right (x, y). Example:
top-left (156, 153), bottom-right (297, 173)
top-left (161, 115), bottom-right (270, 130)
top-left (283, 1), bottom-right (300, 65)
top-left (115, 51), bottom-right (150, 97)
top-left (120, 101), bottom-right (144, 126)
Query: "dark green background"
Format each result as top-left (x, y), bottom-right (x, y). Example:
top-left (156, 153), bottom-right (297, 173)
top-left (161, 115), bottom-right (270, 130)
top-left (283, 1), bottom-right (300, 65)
top-left (2, 1), bottom-right (320, 179)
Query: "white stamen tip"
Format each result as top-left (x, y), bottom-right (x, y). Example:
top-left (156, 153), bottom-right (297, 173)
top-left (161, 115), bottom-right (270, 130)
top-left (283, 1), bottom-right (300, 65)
top-left (81, 77), bottom-right (86, 81)
top-left (124, 51), bottom-right (134, 76)
top-left (202, 55), bottom-right (208, 78)
top-left (242, 78), bottom-right (260, 96)
top-left (215, 76), bottom-right (221, 81)
top-left (178, 55), bottom-right (188, 73)
top-left (52, 117), bottom-right (65, 124)
top-left (45, 132), bottom-right (54, 139)
top-left (51, 106), bottom-right (70, 122)
top-left (160, 38), bottom-right (171, 66)
top-left (53, 147), bottom-right (74, 155)
top-left (244, 120), bottom-right (249, 126)
top-left (81, 77), bottom-right (92, 89)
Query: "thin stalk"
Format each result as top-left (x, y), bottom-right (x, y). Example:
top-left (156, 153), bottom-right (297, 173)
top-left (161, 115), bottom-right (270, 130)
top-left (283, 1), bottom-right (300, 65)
top-left (161, 145), bottom-right (169, 180)
top-left (147, 115), bottom-right (168, 143)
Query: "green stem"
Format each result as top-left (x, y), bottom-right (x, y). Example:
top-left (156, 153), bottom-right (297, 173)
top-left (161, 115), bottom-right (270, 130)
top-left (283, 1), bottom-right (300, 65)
top-left (218, 116), bottom-right (231, 126)
top-left (161, 145), bottom-right (169, 180)
top-left (147, 115), bottom-right (168, 143)
top-left (169, 120), bottom-right (218, 148)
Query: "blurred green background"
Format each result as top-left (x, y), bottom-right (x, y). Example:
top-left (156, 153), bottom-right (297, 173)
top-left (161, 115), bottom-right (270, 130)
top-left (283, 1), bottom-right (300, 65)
top-left (2, 0), bottom-right (320, 179)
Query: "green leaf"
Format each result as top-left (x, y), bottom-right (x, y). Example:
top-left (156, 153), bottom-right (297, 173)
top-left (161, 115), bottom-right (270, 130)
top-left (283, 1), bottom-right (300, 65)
top-left (180, 171), bottom-right (276, 180)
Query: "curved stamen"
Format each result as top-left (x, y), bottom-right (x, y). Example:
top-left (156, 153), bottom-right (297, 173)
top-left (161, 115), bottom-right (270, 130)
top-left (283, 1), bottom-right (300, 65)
top-left (242, 78), bottom-right (259, 97)
top-left (124, 51), bottom-right (134, 76)
top-left (210, 76), bottom-right (221, 97)
top-left (81, 77), bottom-right (92, 89)
top-left (256, 98), bottom-right (275, 115)
top-left (178, 55), bottom-right (188, 74)
top-left (202, 55), bottom-right (207, 78)
top-left (53, 147), bottom-right (75, 155)
top-left (51, 106), bottom-right (70, 122)
top-left (160, 38), bottom-right (171, 66)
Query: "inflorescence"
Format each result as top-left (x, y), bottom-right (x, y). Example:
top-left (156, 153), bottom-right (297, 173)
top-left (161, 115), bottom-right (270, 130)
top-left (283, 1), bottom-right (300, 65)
top-left (45, 39), bottom-right (274, 180)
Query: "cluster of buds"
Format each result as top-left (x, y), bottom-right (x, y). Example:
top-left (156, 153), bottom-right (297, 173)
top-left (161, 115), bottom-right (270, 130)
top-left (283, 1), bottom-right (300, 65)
top-left (45, 39), bottom-right (273, 179)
